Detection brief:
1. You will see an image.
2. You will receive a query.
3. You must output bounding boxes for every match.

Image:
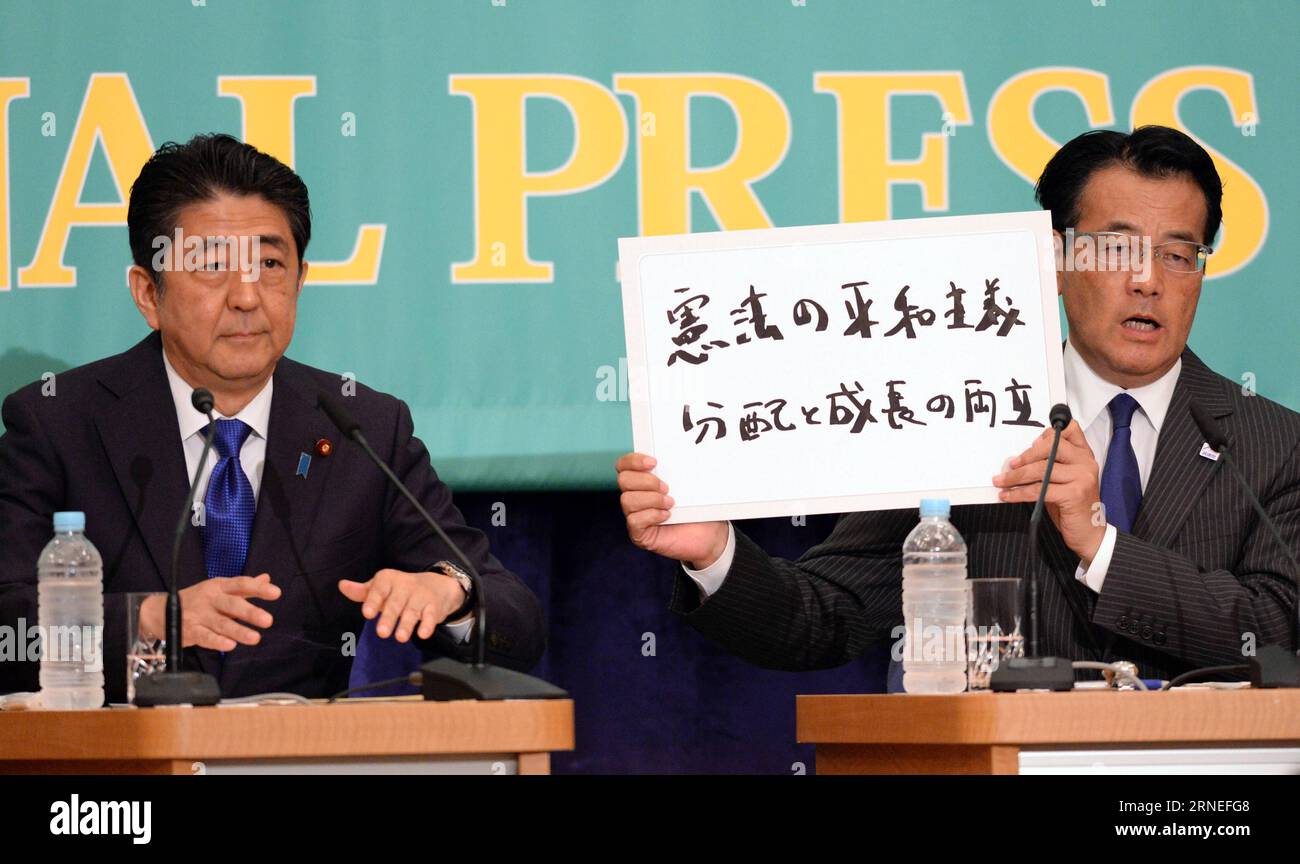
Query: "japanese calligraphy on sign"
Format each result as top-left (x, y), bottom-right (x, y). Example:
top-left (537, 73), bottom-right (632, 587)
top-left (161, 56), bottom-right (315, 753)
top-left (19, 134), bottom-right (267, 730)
top-left (618, 211), bottom-right (1066, 524)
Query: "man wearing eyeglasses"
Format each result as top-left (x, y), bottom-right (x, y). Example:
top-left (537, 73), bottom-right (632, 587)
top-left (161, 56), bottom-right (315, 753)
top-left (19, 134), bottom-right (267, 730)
top-left (616, 125), bottom-right (1299, 685)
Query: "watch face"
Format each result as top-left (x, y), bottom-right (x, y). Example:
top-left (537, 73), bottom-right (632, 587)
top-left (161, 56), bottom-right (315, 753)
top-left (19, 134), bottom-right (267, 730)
top-left (436, 561), bottom-right (473, 599)
top-left (441, 564), bottom-right (471, 590)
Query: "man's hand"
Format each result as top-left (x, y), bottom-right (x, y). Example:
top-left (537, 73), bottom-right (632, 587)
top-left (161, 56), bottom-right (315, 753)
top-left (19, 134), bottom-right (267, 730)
top-left (616, 452), bottom-right (729, 569)
top-left (338, 568), bottom-right (467, 643)
top-left (992, 420), bottom-right (1108, 565)
top-left (139, 573), bottom-right (281, 651)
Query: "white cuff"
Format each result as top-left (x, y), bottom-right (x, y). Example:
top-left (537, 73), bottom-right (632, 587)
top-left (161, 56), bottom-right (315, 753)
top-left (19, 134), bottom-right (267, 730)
top-left (441, 616), bottom-right (475, 645)
top-left (681, 523), bottom-right (736, 600)
top-left (1074, 523), bottom-right (1118, 593)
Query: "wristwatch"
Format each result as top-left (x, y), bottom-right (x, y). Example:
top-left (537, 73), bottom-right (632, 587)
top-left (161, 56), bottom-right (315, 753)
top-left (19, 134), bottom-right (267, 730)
top-left (435, 560), bottom-right (475, 621)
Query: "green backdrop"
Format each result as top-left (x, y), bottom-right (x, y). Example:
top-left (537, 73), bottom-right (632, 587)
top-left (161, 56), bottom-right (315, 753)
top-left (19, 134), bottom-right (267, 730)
top-left (1, 0), bottom-right (1295, 489)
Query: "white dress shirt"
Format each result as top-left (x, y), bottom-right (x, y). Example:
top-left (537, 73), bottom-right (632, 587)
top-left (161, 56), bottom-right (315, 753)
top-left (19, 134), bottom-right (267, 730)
top-left (163, 350), bottom-right (473, 643)
top-left (683, 337), bottom-right (1183, 599)
top-left (163, 350), bottom-right (272, 505)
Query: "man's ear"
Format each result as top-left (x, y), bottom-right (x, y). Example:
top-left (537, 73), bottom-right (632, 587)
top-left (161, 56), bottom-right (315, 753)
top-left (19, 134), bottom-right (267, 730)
top-left (296, 259), bottom-right (308, 295)
top-left (128, 265), bottom-right (162, 331)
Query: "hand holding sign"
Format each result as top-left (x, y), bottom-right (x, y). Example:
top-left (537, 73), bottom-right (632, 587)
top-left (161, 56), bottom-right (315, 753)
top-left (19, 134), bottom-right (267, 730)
top-left (615, 451), bottom-right (729, 569)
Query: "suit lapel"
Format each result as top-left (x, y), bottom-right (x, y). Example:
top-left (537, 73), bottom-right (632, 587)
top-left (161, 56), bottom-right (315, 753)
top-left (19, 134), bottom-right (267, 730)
top-left (1131, 348), bottom-right (1233, 548)
top-left (243, 360), bottom-right (339, 582)
top-left (93, 333), bottom-right (203, 592)
top-left (220, 361), bottom-right (339, 695)
top-left (1098, 348), bottom-right (1231, 662)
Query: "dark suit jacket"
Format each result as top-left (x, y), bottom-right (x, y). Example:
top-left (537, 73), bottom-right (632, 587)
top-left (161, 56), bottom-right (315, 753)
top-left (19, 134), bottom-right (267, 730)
top-left (669, 347), bottom-right (1300, 682)
top-left (0, 331), bottom-right (545, 701)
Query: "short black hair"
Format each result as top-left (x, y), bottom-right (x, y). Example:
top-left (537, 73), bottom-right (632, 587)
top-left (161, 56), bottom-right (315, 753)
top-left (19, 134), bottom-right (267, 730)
top-left (127, 132), bottom-right (311, 281)
top-left (1035, 125), bottom-right (1222, 246)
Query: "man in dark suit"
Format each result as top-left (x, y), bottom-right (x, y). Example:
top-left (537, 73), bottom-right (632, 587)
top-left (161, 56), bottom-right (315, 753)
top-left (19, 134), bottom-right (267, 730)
top-left (616, 126), bottom-right (1299, 683)
top-left (0, 133), bottom-right (544, 702)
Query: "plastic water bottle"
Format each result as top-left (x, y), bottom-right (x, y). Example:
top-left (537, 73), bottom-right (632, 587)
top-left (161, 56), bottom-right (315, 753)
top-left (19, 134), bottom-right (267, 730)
top-left (901, 499), bottom-right (969, 694)
top-left (37, 511), bottom-right (104, 709)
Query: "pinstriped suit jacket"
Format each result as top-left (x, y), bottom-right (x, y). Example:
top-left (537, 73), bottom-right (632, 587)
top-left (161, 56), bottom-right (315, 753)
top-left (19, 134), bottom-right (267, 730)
top-left (669, 346), bottom-right (1300, 681)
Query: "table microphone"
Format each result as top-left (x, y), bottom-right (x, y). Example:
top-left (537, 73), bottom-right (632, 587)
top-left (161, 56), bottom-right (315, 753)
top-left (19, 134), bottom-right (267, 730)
top-left (133, 387), bottom-right (222, 706)
top-left (317, 391), bottom-right (567, 701)
top-left (989, 402), bottom-right (1076, 691)
top-left (1190, 400), bottom-right (1300, 688)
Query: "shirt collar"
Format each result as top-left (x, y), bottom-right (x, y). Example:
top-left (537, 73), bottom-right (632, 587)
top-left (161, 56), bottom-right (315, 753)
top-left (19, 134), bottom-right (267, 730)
top-left (1063, 336), bottom-right (1181, 433)
top-left (162, 347), bottom-right (274, 442)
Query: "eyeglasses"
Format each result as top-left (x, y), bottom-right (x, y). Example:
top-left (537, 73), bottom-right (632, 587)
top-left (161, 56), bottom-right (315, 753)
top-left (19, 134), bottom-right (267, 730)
top-left (1071, 231), bottom-right (1212, 274)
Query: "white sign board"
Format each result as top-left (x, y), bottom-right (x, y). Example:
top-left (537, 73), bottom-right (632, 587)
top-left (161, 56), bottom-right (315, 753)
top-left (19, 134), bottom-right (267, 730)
top-left (618, 211), bottom-right (1066, 524)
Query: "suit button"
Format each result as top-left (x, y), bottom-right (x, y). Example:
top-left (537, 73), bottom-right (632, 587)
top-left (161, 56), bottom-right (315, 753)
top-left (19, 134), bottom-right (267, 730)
top-left (1140, 626), bottom-right (1154, 641)
top-left (1117, 615), bottom-right (1130, 629)
top-left (1154, 632), bottom-right (1167, 646)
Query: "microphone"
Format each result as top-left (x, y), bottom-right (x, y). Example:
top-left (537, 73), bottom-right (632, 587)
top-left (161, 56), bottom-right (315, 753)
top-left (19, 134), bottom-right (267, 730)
top-left (990, 402), bottom-right (1076, 691)
top-left (1189, 401), bottom-right (1300, 688)
top-left (133, 387), bottom-right (222, 706)
top-left (317, 390), bottom-right (566, 701)
top-left (191, 387), bottom-right (214, 416)
top-left (1189, 401), bottom-right (1228, 452)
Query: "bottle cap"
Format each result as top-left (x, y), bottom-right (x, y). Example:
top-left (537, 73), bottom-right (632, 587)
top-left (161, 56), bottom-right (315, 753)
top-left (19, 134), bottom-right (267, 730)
top-left (918, 498), bottom-right (950, 518)
top-left (53, 511), bottom-right (85, 532)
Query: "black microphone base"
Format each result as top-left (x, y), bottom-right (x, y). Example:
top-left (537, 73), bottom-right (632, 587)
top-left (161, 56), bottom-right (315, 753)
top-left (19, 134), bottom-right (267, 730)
top-left (132, 671), bottom-right (222, 707)
top-left (1248, 644), bottom-right (1300, 689)
top-left (419, 657), bottom-right (568, 701)
top-left (989, 656), bottom-right (1075, 692)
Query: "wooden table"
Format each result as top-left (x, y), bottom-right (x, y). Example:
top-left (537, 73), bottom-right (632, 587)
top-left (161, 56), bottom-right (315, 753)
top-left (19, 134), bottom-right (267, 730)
top-left (0, 697), bottom-right (574, 775)
top-left (797, 689), bottom-right (1300, 774)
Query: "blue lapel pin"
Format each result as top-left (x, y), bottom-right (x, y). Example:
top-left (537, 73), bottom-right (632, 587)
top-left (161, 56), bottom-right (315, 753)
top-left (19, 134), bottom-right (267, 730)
top-left (296, 452), bottom-right (312, 478)
top-left (1198, 441), bottom-right (1220, 462)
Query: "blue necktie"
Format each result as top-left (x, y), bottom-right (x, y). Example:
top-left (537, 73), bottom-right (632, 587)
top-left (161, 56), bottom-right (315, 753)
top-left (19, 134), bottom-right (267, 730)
top-left (201, 419), bottom-right (255, 578)
top-left (1099, 393), bottom-right (1142, 533)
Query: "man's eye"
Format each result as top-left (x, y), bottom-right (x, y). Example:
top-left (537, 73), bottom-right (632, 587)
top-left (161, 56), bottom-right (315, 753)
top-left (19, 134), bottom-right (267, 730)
top-left (262, 259), bottom-right (282, 269)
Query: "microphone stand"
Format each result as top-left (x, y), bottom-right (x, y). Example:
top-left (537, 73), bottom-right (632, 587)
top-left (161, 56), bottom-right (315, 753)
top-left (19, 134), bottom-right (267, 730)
top-left (318, 392), bottom-right (567, 701)
top-left (134, 389), bottom-right (222, 707)
top-left (1190, 402), bottom-right (1300, 688)
top-left (990, 403), bottom-right (1076, 692)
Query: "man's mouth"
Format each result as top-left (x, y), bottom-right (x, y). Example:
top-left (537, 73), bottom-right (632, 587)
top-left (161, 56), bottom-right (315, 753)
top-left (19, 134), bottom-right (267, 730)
top-left (1121, 314), bottom-right (1161, 333)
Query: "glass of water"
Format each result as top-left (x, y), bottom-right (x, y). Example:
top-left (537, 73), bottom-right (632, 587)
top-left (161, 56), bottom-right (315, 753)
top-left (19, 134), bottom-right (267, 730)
top-left (966, 578), bottom-right (1025, 690)
top-left (125, 592), bottom-right (167, 704)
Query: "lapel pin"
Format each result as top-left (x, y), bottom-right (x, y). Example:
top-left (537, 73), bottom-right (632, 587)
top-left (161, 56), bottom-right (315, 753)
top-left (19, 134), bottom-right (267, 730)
top-left (315, 438), bottom-right (333, 458)
top-left (1199, 441), bottom-right (1220, 462)
top-left (296, 452), bottom-right (312, 479)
